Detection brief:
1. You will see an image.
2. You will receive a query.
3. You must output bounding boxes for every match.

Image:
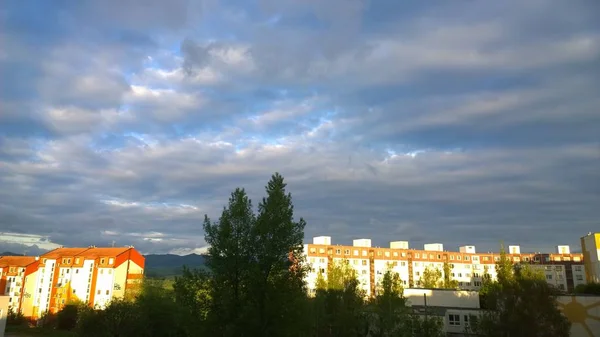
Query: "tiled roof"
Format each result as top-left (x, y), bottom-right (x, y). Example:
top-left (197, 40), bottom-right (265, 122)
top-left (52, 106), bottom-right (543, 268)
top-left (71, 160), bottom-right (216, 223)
top-left (78, 247), bottom-right (131, 258)
top-left (0, 256), bottom-right (38, 267)
top-left (41, 247), bottom-right (91, 258)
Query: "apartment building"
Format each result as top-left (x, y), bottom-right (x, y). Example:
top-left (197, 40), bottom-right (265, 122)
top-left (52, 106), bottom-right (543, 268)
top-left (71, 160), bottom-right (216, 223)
top-left (0, 256), bottom-right (40, 313)
top-left (0, 246), bottom-right (145, 319)
top-left (304, 236), bottom-right (587, 297)
top-left (581, 232), bottom-right (600, 283)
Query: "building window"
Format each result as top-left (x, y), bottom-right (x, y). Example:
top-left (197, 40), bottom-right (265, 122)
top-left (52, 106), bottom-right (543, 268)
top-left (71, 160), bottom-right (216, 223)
top-left (546, 275), bottom-right (552, 280)
top-left (362, 251), bottom-right (367, 257)
top-left (362, 260), bottom-right (367, 266)
top-left (483, 256), bottom-right (489, 261)
top-left (309, 248), bottom-right (316, 253)
top-left (319, 248), bottom-right (325, 254)
top-left (576, 275), bottom-right (583, 281)
top-left (385, 252), bottom-right (390, 257)
top-left (97, 290), bottom-right (101, 295)
top-left (458, 273), bottom-right (462, 277)
top-left (474, 281), bottom-right (482, 287)
top-left (464, 256), bottom-right (470, 261)
top-left (319, 258), bottom-right (325, 263)
top-left (344, 249), bottom-right (350, 255)
top-left (354, 250), bottom-right (359, 256)
top-left (362, 270), bottom-right (367, 275)
top-left (401, 262), bottom-right (406, 267)
top-left (100, 258), bottom-right (106, 264)
top-left (415, 253), bottom-right (420, 258)
top-left (457, 256), bottom-right (462, 260)
top-left (401, 252), bottom-right (406, 257)
top-left (437, 254), bottom-right (441, 259)
top-left (335, 249), bottom-right (341, 255)
top-left (393, 252), bottom-right (399, 257)
top-left (106, 290), bottom-right (109, 295)
top-left (448, 314), bottom-right (460, 326)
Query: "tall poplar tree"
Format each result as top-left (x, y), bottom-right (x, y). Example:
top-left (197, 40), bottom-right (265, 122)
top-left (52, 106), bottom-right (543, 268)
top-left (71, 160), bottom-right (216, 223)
top-left (203, 188), bottom-right (256, 336)
top-left (251, 173), bottom-right (308, 336)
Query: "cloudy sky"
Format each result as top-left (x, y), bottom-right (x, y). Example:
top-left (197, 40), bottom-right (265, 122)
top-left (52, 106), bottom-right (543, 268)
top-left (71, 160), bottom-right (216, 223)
top-left (1, 0), bottom-right (599, 256)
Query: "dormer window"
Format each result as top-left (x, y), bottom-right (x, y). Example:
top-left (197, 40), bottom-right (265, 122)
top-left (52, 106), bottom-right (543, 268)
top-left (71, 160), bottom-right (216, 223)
top-left (108, 258), bottom-right (114, 265)
top-left (100, 258), bottom-right (106, 264)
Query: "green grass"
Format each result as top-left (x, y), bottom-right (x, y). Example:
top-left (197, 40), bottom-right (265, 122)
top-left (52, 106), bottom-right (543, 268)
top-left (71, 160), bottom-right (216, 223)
top-left (5, 325), bottom-right (76, 337)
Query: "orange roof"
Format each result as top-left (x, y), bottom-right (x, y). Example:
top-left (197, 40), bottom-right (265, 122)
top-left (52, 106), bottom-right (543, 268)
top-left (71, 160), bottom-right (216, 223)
top-left (79, 247), bottom-right (131, 258)
top-left (0, 256), bottom-right (38, 267)
top-left (41, 247), bottom-right (91, 259)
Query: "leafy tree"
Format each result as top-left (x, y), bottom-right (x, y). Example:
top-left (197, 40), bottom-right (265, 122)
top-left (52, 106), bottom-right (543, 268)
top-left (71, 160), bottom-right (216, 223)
top-left (442, 262), bottom-right (458, 289)
top-left (173, 266), bottom-right (212, 324)
top-left (313, 259), bottom-right (367, 337)
top-left (419, 267), bottom-right (442, 288)
top-left (249, 173), bottom-right (308, 336)
top-left (203, 188), bottom-right (255, 336)
top-left (369, 269), bottom-right (410, 337)
top-left (575, 282), bottom-right (600, 295)
top-left (472, 247), bottom-right (571, 337)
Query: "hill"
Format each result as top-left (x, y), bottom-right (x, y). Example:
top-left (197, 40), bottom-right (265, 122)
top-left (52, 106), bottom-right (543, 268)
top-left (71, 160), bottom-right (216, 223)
top-left (0, 251), bottom-right (23, 256)
top-left (143, 253), bottom-right (207, 278)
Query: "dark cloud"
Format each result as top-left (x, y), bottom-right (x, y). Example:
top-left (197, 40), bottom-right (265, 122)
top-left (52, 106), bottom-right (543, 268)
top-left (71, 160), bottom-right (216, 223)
top-left (0, 0), bottom-right (598, 254)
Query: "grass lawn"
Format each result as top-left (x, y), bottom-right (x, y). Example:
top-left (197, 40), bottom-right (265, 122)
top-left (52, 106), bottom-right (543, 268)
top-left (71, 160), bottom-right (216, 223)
top-left (5, 325), bottom-right (76, 337)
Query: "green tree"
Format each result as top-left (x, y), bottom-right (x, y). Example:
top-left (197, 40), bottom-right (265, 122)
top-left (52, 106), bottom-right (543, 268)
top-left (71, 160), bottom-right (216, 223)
top-left (442, 262), bottom-right (458, 289)
top-left (173, 266), bottom-right (212, 323)
top-left (419, 267), bottom-right (442, 288)
top-left (250, 173), bottom-right (309, 337)
top-left (312, 259), bottom-right (367, 337)
top-left (203, 188), bottom-right (256, 336)
top-left (575, 282), bottom-right (600, 295)
top-left (369, 269), bottom-right (410, 337)
top-left (472, 247), bottom-right (571, 337)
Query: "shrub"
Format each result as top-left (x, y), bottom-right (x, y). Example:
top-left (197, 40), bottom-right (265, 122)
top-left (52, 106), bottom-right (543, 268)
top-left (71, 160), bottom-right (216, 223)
top-left (7, 308), bottom-right (28, 326)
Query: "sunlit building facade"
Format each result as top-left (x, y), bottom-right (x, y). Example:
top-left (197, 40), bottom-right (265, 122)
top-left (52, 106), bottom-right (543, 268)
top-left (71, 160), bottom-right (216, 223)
top-left (0, 246), bottom-right (144, 319)
top-left (304, 236), bottom-right (587, 297)
top-left (581, 232), bottom-right (600, 284)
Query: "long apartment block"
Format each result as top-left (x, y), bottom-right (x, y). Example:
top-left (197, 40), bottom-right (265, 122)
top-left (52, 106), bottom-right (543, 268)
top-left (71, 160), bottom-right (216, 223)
top-left (304, 236), bottom-right (588, 297)
top-left (0, 246), bottom-right (145, 319)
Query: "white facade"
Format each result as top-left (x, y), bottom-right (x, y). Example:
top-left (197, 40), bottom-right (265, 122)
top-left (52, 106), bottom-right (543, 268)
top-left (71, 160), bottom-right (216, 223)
top-left (508, 245), bottom-right (521, 254)
top-left (353, 239), bottom-right (372, 247)
top-left (459, 246), bottom-right (476, 254)
top-left (557, 245), bottom-right (571, 254)
top-left (390, 241), bottom-right (409, 249)
top-left (93, 267), bottom-right (115, 309)
top-left (34, 259), bottom-right (56, 315)
top-left (312, 236), bottom-right (331, 245)
top-left (423, 243), bottom-right (443, 252)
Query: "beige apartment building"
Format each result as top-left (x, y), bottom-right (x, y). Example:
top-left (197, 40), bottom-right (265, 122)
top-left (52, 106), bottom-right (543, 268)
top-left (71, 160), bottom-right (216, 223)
top-left (304, 236), bottom-right (587, 297)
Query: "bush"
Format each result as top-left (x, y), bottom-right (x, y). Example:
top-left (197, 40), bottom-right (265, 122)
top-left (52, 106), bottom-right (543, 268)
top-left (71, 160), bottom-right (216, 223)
top-left (56, 303), bottom-right (81, 330)
top-left (7, 308), bottom-right (28, 326)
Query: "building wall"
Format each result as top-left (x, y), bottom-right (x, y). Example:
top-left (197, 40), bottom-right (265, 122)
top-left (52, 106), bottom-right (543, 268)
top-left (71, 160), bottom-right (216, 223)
top-left (582, 233), bottom-right (600, 283)
top-left (19, 269), bottom-right (38, 318)
top-left (0, 296), bottom-right (8, 337)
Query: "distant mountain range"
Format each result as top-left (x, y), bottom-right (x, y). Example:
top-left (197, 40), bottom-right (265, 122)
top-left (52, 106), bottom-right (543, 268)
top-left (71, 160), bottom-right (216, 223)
top-left (1, 251), bottom-right (23, 256)
top-left (143, 253), bottom-right (207, 278)
top-left (0, 251), bottom-right (206, 278)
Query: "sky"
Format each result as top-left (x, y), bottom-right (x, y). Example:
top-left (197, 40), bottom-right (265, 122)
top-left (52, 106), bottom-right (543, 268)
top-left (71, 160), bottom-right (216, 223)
top-left (0, 0), bottom-right (599, 256)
